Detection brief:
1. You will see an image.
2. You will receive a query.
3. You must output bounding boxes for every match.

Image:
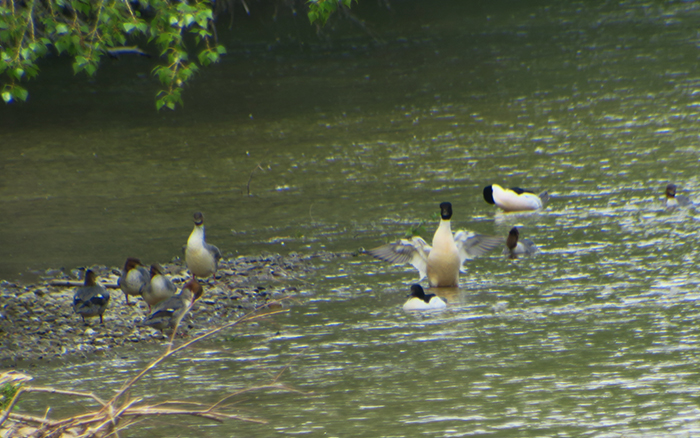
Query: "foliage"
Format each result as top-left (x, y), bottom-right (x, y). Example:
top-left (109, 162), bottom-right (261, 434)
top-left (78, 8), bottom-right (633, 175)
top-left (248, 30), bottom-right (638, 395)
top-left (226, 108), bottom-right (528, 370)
top-left (307, 0), bottom-right (355, 26)
top-left (0, 0), bottom-right (226, 110)
top-left (0, 0), bottom-right (355, 110)
top-left (0, 382), bottom-right (19, 411)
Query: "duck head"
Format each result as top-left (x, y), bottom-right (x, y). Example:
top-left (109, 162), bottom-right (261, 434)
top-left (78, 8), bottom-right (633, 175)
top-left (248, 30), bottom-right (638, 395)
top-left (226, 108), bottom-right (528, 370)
top-left (193, 212), bottom-right (205, 226)
top-left (666, 184), bottom-right (677, 199)
top-left (84, 269), bottom-right (98, 287)
top-left (506, 227), bottom-right (520, 251)
top-left (150, 263), bottom-right (165, 278)
top-left (123, 257), bottom-right (142, 272)
top-left (408, 284), bottom-right (432, 303)
top-left (483, 185), bottom-right (495, 205)
top-left (183, 278), bottom-right (204, 301)
top-left (439, 202), bottom-right (453, 220)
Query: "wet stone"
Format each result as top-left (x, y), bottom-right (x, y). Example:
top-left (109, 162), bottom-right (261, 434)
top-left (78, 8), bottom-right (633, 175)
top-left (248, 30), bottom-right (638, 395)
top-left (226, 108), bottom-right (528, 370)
top-left (0, 251), bottom-right (351, 365)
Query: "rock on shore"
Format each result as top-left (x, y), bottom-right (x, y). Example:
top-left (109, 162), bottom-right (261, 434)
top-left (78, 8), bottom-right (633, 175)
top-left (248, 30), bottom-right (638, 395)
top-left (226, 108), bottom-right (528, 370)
top-left (0, 252), bottom-right (344, 366)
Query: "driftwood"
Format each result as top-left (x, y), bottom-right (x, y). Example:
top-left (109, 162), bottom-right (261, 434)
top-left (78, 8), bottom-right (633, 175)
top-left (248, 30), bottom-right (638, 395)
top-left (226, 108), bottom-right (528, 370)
top-left (0, 299), bottom-right (298, 438)
top-left (48, 280), bottom-right (120, 289)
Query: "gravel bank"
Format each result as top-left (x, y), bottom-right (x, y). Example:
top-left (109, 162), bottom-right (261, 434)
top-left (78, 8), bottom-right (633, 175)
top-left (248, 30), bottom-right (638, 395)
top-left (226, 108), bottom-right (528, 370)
top-left (0, 252), bottom-right (346, 366)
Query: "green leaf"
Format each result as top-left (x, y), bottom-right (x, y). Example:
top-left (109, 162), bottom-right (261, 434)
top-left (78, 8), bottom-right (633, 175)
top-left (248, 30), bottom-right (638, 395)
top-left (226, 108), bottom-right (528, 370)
top-left (56, 23), bottom-right (69, 34)
top-left (15, 86), bottom-right (28, 101)
top-left (1, 91), bottom-right (12, 103)
top-left (123, 22), bottom-right (135, 33)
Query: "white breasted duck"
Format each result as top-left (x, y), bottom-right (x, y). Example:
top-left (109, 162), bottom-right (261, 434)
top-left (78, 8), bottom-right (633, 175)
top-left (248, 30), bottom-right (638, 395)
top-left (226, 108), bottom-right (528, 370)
top-left (367, 202), bottom-right (503, 287)
top-left (503, 227), bottom-right (537, 259)
top-left (142, 278), bottom-right (203, 333)
top-left (664, 183), bottom-right (692, 208)
top-left (483, 184), bottom-right (549, 212)
top-left (142, 263), bottom-right (177, 311)
top-left (118, 257), bottom-right (150, 305)
top-left (185, 212), bottom-right (222, 279)
top-left (73, 270), bottom-right (110, 324)
top-left (403, 284), bottom-right (447, 311)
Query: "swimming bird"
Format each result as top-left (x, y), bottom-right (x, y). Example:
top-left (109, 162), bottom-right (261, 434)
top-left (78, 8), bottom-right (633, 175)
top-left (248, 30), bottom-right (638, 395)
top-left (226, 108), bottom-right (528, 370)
top-left (73, 270), bottom-right (110, 324)
top-left (483, 184), bottom-right (549, 212)
top-left (664, 183), bottom-right (692, 208)
top-left (503, 227), bottom-right (537, 259)
top-left (367, 202), bottom-right (503, 287)
top-left (185, 212), bottom-right (222, 279)
top-left (118, 257), bottom-right (150, 305)
top-left (403, 284), bottom-right (447, 311)
top-left (142, 263), bottom-right (177, 311)
top-left (142, 278), bottom-right (203, 333)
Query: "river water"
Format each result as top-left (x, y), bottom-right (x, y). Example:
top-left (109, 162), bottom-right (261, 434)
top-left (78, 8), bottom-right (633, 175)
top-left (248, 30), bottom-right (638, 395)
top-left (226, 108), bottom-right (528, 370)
top-left (4, 0), bottom-right (700, 436)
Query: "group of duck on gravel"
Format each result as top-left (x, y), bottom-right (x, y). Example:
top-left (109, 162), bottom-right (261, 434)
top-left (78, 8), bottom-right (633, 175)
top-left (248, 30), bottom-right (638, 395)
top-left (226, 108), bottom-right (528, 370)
top-left (72, 183), bottom-right (693, 327)
top-left (72, 212), bottom-right (220, 333)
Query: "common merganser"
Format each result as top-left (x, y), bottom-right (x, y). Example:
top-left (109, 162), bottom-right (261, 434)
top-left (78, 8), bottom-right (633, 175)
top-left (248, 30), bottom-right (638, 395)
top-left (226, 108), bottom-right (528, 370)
top-left (185, 212), bottom-right (222, 278)
top-left (403, 284), bottom-right (447, 311)
top-left (368, 202), bottom-right (503, 287)
top-left (503, 227), bottom-right (537, 259)
top-left (142, 263), bottom-right (177, 311)
top-left (664, 183), bottom-right (692, 208)
top-left (142, 278), bottom-right (203, 333)
top-left (483, 184), bottom-right (549, 212)
top-left (73, 270), bottom-right (110, 323)
top-left (118, 257), bottom-right (150, 305)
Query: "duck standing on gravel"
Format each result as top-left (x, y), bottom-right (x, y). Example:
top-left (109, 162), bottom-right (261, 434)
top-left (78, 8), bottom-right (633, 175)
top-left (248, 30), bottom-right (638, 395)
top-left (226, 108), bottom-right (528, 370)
top-left (368, 202), bottom-right (503, 287)
top-left (142, 278), bottom-right (203, 334)
top-left (73, 270), bottom-right (110, 324)
top-left (483, 184), bottom-right (549, 212)
top-left (185, 212), bottom-right (221, 279)
top-left (118, 257), bottom-right (150, 305)
top-left (142, 263), bottom-right (177, 311)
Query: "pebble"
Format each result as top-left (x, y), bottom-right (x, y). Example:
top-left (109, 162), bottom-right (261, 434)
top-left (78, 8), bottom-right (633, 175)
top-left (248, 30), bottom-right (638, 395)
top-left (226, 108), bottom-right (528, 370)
top-left (0, 251), bottom-right (351, 365)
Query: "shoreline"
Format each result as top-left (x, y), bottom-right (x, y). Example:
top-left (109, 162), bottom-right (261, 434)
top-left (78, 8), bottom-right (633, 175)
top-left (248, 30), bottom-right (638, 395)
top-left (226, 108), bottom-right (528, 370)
top-left (0, 251), bottom-right (350, 367)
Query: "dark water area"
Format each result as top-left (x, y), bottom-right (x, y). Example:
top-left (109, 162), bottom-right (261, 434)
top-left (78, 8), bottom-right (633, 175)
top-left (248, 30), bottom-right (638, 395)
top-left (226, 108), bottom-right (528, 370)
top-left (4, 0), bottom-right (700, 436)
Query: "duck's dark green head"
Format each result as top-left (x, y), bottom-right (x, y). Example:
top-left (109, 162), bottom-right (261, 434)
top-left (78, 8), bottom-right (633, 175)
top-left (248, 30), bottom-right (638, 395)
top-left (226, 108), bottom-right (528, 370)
top-left (408, 283), bottom-right (435, 304)
top-left (483, 185), bottom-right (495, 204)
top-left (409, 284), bottom-right (425, 298)
top-left (440, 202), bottom-right (453, 220)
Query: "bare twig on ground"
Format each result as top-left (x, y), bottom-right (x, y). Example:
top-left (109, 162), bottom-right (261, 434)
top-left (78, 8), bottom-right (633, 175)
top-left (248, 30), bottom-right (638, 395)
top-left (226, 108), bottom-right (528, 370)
top-left (0, 299), bottom-right (294, 438)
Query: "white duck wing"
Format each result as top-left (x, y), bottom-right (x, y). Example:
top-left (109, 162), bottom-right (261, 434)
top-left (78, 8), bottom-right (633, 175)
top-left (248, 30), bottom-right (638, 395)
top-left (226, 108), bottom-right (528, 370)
top-left (367, 237), bottom-right (431, 280)
top-left (454, 230), bottom-right (504, 263)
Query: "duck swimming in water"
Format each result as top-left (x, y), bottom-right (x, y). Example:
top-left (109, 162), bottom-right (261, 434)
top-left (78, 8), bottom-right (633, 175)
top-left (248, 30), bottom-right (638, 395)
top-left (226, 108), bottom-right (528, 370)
top-left (368, 202), bottom-right (503, 287)
top-left (73, 270), bottom-right (110, 324)
top-left (118, 257), bottom-right (150, 305)
top-left (483, 184), bottom-right (549, 212)
top-left (664, 183), bottom-right (692, 208)
top-left (403, 284), bottom-right (447, 311)
top-left (503, 227), bottom-right (537, 259)
top-left (185, 212), bottom-right (222, 279)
